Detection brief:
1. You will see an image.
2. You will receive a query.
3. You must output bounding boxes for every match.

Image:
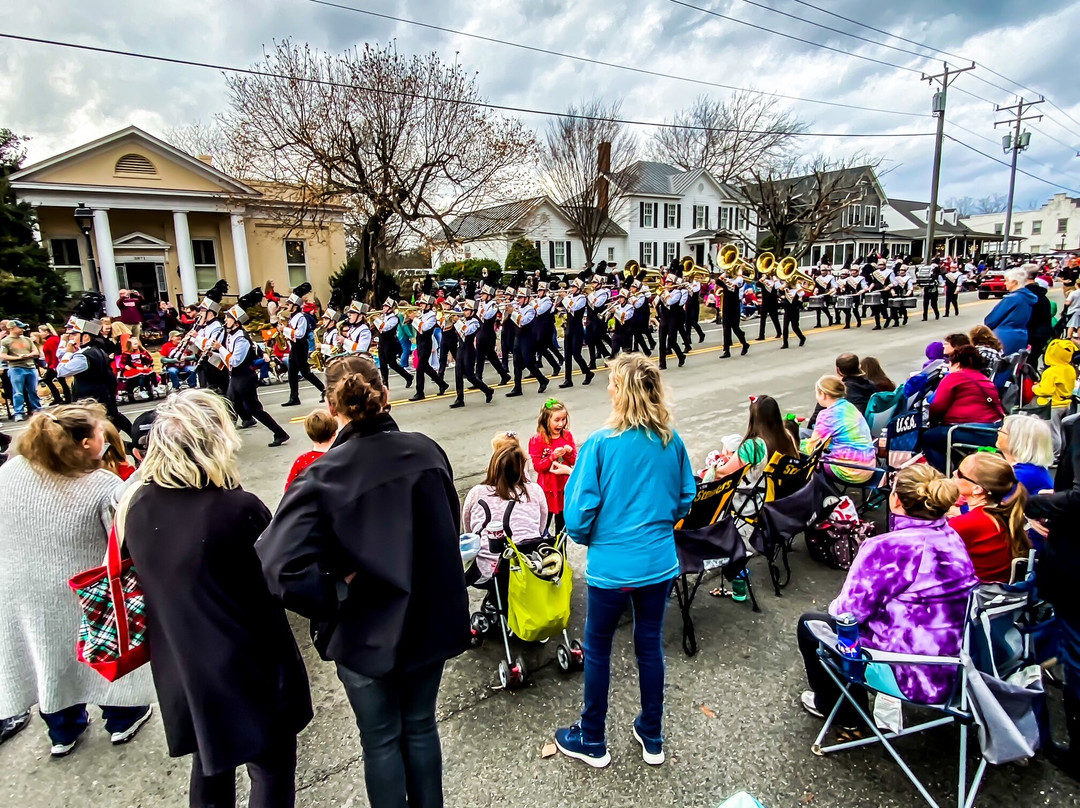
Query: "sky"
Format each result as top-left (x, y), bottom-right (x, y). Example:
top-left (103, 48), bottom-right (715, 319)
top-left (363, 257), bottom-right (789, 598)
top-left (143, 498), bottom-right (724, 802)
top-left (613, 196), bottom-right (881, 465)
top-left (2, 0), bottom-right (1079, 214)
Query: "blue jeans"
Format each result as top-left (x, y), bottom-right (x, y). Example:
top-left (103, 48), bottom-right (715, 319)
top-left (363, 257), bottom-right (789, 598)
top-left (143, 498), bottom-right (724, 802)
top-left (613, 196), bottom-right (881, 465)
top-left (165, 365), bottom-right (197, 389)
top-left (7, 366), bottom-right (40, 415)
top-left (580, 579), bottom-right (673, 745)
top-left (39, 704), bottom-right (149, 745)
top-left (336, 662), bottom-right (445, 808)
top-left (400, 339), bottom-right (413, 368)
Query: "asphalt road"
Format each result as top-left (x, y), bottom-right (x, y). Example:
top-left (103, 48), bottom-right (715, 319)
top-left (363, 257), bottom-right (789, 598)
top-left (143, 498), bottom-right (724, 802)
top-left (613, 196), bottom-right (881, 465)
top-left (2, 295), bottom-right (1078, 808)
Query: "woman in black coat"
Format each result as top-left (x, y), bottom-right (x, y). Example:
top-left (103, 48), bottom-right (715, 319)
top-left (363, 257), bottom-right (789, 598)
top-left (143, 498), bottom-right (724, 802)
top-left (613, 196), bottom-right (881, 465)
top-left (121, 390), bottom-right (312, 808)
top-left (258, 354), bottom-right (470, 808)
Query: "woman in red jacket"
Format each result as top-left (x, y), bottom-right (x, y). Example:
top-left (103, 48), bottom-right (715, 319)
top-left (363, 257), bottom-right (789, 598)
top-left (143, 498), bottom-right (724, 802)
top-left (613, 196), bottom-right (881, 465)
top-left (37, 324), bottom-right (71, 404)
top-left (119, 337), bottom-right (158, 401)
top-left (529, 398), bottom-right (577, 535)
top-left (921, 345), bottom-right (1005, 471)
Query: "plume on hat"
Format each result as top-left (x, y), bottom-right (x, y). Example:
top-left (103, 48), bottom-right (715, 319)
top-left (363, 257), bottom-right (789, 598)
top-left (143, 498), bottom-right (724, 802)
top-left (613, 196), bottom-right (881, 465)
top-left (226, 288), bottom-right (264, 324)
top-left (72, 292), bottom-right (106, 322)
top-left (324, 288), bottom-right (345, 321)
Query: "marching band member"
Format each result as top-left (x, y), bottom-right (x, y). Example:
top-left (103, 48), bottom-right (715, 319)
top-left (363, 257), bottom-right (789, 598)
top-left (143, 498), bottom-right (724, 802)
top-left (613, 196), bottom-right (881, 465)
top-left (869, 259), bottom-right (895, 331)
top-left (657, 274), bottom-right (686, 370)
top-left (409, 294), bottom-right (448, 402)
top-left (678, 279), bottom-right (693, 353)
top-left (215, 290), bottom-right (291, 447)
top-left (498, 286), bottom-right (517, 382)
top-left (436, 297), bottom-right (460, 385)
top-left (717, 271), bottom-right (749, 359)
top-left (190, 280), bottom-right (229, 395)
top-left (610, 287), bottom-right (636, 357)
top-left (559, 279), bottom-right (594, 389)
top-left (375, 297), bottom-right (415, 390)
top-left (757, 275), bottom-right (784, 341)
top-left (506, 287), bottom-right (549, 398)
top-left (943, 264), bottom-right (962, 317)
top-left (630, 279), bottom-right (654, 355)
top-left (448, 299), bottom-right (494, 409)
top-left (58, 292), bottom-right (133, 437)
top-left (585, 272), bottom-right (611, 370)
top-left (841, 267), bottom-right (867, 329)
top-left (477, 285), bottom-right (511, 386)
top-left (534, 282), bottom-right (563, 376)
top-left (812, 265), bottom-right (837, 328)
top-left (279, 282), bottom-right (326, 407)
top-left (341, 300), bottom-right (373, 355)
top-left (918, 263), bottom-right (942, 321)
top-left (684, 277), bottom-right (706, 346)
top-left (779, 282), bottom-right (807, 349)
top-left (889, 265), bottom-right (915, 327)
top-left (316, 291), bottom-right (344, 365)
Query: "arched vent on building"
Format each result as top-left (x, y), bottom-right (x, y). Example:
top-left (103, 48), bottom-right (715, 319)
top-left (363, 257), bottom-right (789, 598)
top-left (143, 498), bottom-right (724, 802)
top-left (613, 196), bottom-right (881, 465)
top-left (114, 153), bottom-right (157, 175)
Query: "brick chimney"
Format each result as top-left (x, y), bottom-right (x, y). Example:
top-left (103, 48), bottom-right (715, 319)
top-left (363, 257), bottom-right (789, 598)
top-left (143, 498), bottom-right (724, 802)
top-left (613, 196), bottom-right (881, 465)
top-left (196, 154), bottom-right (214, 166)
top-left (597, 141), bottom-right (611, 210)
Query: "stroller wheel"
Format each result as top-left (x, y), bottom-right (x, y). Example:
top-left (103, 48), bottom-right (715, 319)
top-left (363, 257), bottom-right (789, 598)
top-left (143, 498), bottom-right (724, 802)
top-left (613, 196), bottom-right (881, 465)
top-left (569, 639), bottom-right (585, 669)
top-left (498, 660), bottom-right (511, 689)
top-left (482, 598), bottom-right (498, 621)
top-left (556, 643), bottom-right (572, 672)
top-left (469, 613), bottom-right (489, 647)
top-left (513, 656), bottom-right (527, 687)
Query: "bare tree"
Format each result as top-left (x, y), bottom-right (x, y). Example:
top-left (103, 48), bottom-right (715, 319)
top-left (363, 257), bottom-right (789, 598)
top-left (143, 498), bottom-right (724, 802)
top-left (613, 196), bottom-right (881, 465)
top-left (648, 91), bottom-right (806, 182)
top-left (973, 193), bottom-right (1009, 214)
top-left (164, 120), bottom-right (252, 179)
top-left (221, 40), bottom-right (537, 299)
top-left (742, 154), bottom-right (881, 259)
top-left (537, 99), bottom-right (638, 268)
top-left (945, 196), bottom-right (977, 217)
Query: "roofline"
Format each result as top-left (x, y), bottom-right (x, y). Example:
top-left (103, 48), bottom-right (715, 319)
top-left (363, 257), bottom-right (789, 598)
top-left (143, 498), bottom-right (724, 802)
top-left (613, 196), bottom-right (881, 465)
top-left (9, 125), bottom-right (262, 197)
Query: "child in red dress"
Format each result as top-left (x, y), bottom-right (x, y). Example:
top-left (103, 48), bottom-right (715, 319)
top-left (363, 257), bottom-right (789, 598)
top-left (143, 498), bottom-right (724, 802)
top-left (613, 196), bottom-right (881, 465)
top-left (528, 398), bottom-right (577, 535)
top-left (285, 409), bottom-right (338, 491)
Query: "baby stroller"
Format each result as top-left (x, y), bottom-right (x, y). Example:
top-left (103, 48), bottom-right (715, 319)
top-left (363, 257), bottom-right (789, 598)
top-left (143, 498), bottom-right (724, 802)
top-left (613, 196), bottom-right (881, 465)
top-left (462, 499), bottom-right (583, 690)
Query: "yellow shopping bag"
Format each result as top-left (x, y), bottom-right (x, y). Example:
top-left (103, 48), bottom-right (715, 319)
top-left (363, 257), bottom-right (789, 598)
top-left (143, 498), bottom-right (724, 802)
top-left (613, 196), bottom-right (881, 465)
top-left (506, 541), bottom-right (573, 642)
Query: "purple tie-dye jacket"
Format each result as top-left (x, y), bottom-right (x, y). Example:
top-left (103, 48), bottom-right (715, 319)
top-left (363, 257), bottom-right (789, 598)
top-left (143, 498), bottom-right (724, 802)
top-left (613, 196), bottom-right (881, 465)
top-left (829, 514), bottom-right (977, 704)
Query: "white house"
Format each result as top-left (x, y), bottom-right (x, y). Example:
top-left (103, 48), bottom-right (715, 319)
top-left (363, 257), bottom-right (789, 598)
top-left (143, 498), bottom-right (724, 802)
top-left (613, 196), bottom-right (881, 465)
top-left (432, 160), bottom-right (757, 272)
top-left (962, 193), bottom-right (1080, 255)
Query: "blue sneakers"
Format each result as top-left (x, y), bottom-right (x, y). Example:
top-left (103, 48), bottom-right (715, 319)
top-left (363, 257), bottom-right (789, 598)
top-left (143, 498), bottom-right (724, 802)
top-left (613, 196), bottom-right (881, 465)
top-left (554, 724), bottom-right (611, 768)
top-left (632, 720), bottom-right (665, 765)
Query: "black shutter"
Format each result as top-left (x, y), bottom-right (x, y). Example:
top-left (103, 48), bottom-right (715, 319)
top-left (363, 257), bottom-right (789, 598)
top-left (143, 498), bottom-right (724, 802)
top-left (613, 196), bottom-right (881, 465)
top-left (654, 203), bottom-right (660, 228)
top-left (677, 205), bottom-right (682, 229)
top-left (566, 241), bottom-right (572, 268)
top-left (705, 207), bottom-right (710, 230)
top-left (639, 201), bottom-right (645, 228)
top-left (549, 241), bottom-right (555, 269)
top-left (653, 242), bottom-right (658, 265)
top-left (663, 203), bottom-right (669, 229)
top-left (639, 241), bottom-right (645, 265)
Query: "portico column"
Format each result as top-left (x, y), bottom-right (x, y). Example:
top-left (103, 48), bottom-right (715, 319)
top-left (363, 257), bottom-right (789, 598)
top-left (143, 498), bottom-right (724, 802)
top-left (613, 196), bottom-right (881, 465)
top-left (230, 213), bottom-right (252, 292)
top-left (173, 211), bottom-right (198, 305)
top-left (92, 209), bottom-right (121, 316)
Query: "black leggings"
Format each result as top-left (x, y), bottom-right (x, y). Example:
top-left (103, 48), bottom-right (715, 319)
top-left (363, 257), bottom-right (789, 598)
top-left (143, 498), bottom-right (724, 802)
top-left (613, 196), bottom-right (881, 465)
top-left (42, 367), bottom-right (71, 404)
top-left (189, 730), bottom-right (297, 808)
top-left (797, 612), bottom-right (868, 726)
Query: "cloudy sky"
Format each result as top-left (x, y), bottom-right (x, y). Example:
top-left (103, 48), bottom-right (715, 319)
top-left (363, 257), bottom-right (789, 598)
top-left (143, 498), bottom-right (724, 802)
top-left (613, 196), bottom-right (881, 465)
top-left (2, 0), bottom-right (1079, 213)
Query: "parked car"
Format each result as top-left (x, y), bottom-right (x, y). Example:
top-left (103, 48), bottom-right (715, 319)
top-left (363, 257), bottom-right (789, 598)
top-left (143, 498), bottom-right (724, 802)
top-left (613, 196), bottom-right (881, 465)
top-left (978, 272), bottom-right (1007, 299)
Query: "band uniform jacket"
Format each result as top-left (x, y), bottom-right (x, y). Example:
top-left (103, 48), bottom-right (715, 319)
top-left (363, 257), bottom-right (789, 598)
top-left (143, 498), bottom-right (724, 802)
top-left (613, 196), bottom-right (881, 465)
top-left (257, 412), bottom-right (471, 678)
top-left (123, 484), bottom-right (313, 775)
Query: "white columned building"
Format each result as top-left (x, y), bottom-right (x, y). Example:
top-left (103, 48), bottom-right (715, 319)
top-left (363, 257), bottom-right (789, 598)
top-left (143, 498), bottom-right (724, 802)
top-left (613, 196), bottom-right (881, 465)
top-left (91, 209), bottom-right (121, 316)
top-left (172, 211), bottom-right (199, 305)
top-left (230, 214), bottom-right (253, 292)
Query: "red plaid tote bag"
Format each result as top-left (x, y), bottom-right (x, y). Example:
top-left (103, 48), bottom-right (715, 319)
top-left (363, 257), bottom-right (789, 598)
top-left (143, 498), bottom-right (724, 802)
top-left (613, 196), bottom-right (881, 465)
top-left (68, 523), bottom-right (150, 681)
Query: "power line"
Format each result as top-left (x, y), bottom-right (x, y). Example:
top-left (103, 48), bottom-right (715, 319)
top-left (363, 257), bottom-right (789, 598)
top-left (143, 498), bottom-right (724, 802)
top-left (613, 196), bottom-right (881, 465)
top-left (302, 0), bottom-right (927, 118)
top-left (947, 121), bottom-right (1000, 150)
top-left (943, 134), bottom-right (1080, 196)
top-left (667, 0), bottom-right (924, 74)
top-left (0, 31), bottom-right (936, 139)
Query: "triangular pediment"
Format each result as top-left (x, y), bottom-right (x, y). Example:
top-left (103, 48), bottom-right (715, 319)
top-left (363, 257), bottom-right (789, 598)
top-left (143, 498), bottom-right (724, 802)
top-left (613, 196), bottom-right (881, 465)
top-left (9, 126), bottom-right (259, 198)
top-left (113, 232), bottom-right (172, 250)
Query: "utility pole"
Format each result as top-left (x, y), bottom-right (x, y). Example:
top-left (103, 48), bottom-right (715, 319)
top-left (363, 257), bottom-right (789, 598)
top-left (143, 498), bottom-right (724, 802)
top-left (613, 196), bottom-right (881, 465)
top-left (922, 62), bottom-right (974, 262)
top-left (995, 97), bottom-right (1043, 262)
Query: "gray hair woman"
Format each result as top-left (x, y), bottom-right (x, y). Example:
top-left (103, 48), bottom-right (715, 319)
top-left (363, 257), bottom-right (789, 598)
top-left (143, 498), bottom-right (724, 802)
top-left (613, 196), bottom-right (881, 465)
top-left (983, 267), bottom-right (1038, 355)
top-left (0, 404), bottom-right (155, 757)
top-left (120, 389), bottom-right (312, 807)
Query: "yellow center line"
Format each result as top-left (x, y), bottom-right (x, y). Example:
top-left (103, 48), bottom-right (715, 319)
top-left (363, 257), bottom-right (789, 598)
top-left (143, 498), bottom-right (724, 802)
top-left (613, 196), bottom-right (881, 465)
top-left (288, 298), bottom-right (989, 421)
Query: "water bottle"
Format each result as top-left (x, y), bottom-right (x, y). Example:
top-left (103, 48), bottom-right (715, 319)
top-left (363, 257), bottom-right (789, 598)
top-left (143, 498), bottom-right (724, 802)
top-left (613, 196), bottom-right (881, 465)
top-left (835, 613), bottom-right (863, 682)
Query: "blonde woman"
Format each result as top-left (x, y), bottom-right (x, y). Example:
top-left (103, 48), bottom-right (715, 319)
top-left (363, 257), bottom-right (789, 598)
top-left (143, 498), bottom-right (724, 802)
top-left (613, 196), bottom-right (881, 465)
top-left (996, 413), bottom-right (1055, 495)
top-left (0, 404), bottom-right (154, 757)
top-left (120, 390), bottom-right (312, 807)
top-left (554, 353), bottom-right (696, 769)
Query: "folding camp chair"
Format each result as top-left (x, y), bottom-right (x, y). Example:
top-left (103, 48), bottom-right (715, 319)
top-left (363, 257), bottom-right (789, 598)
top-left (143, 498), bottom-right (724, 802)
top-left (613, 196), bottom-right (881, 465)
top-left (865, 386), bottom-right (907, 441)
top-left (809, 578), bottom-right (1047, 808)
top-left (672, 466), bottom-right (755, 657)
top-left (944, 424), bottom-right (1001, 476)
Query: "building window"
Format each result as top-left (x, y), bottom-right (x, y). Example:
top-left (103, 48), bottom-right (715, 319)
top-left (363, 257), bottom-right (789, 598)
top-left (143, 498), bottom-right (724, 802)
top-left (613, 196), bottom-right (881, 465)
top-left (1059, 218), bottom-right (1069, 234)
top-left (607, 246), bottom-right (615, 262)
top-left (1032, 220), bottom-right (1042, 235)
top-left (641, 241), bottom-right (655, 266)
top-left (665, 204), bottom-right (677, 228)
top-left (642, 203), bottom-right (655, 228)
top-left (663, 242), bottom-right (680, 263)
top-left (285, 239), bottom-right (308, 287)
top-left (734, 208), bottom-right (748, 231)
top-left (994, 223), bottom-right (1004, 235)
top-left (50, 238), bottom-right (84, 293)
top-left (1014, 221), bottom-right (1023, 235)
top-left (864, 205), bottom-right (878, 228)
top-left (191, 239), bottom-right (219, 292)
top-left (844, 205), bottom-right (863, 227)
top-left (553, 241), bottom-right (567, 269)
top-left (692, 205), bottom-right (706, 229)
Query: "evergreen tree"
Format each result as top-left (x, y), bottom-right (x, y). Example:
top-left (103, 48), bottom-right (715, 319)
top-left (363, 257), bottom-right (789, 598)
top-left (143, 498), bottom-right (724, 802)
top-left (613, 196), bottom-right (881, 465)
top-left (504, 238), bottom-right (545, 277)
top-left (0, 129), bottom-right (68, 324)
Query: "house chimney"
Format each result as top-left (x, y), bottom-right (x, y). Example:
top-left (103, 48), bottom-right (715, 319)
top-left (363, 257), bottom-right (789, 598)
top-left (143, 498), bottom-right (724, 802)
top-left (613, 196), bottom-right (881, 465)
top-left (597, 141), bottom-right (612, 210)
top-left (196, 154), bottom-right (214, 166)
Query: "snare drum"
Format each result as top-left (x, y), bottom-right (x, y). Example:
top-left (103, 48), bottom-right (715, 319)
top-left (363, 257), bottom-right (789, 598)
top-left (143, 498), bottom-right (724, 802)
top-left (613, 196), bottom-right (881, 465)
top-left (889, 296), bottom-right (917, 310)
top-left (834, 295), bottom-right (854, 310)
top-left (807, 295), bottom-right (828, 310)
top-left (863, 291), bottom-right (883, 307)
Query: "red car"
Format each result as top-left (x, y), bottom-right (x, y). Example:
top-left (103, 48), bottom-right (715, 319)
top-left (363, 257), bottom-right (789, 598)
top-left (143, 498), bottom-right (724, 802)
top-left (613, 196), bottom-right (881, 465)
top-left (978, 272), bottom-right (1007, 299)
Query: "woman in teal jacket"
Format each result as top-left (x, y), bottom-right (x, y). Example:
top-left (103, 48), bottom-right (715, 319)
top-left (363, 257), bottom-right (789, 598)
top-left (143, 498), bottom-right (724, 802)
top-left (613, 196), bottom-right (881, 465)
top-left (554, 353), bottom-right (696, 769)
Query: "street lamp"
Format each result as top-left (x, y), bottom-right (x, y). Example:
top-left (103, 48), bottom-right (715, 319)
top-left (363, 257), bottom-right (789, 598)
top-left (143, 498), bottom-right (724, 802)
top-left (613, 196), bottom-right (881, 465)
top-left (879, 216), bottom-right (888, 258)
top-left (73, 203), bottom-right (101, 293)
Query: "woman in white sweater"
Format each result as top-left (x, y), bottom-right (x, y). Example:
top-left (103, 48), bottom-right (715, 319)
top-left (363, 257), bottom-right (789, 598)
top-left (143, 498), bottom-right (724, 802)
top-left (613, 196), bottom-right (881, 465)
top-left (0, 404), bottom-right (155, 757)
